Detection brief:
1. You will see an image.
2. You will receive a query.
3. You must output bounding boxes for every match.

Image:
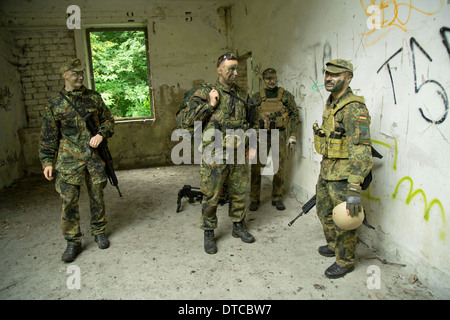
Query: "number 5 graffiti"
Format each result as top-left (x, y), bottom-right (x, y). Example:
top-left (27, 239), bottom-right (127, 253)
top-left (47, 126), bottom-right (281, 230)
top-left (377, 27), bottom-right (449, 124)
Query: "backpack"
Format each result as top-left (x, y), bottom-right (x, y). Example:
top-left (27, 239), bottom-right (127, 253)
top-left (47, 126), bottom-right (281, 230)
top-left (175, 83), bottom-right (214, 136)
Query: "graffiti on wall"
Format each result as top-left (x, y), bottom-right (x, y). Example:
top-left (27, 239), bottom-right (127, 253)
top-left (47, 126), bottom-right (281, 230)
top-left (0, 86), bottom-right (13, 111)
top-left (360, 0), bottom-right (444, 46)
top-left (0, 151), bottom-right (19, 168)
top-left (364, 138), bottom-right (447, 240)
top-left (377, 28), bottom-right (449, 124)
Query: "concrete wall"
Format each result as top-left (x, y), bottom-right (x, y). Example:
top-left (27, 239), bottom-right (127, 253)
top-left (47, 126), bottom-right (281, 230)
top-left (0, 29), bottom-right (28, 188)
top-left (230, 0), bottom-right (450, 297)
top-left (0, 0), bottom-right (233, 177)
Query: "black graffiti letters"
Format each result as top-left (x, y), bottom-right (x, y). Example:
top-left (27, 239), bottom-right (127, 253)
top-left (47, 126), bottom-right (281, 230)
top-left (377, 26), bottom-right (449, 125)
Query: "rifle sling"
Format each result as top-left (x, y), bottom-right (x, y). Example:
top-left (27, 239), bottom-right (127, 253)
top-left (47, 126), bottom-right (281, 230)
top-left (59, 91), bottom-right (87, 119)
top-left (59, 91), bottom-right (107, 155)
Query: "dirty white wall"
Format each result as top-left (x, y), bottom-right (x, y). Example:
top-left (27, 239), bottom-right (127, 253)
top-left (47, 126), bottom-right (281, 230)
top-left (0, 0), bottom-right (233, 180)
top-left (231, 0), bottom-right (450, 297)
top-left (0, 29), bottom-right (27, 189)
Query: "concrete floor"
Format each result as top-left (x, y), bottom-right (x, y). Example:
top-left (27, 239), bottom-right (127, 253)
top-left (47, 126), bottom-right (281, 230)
top-left (0, 165), bottom-right (439, 300)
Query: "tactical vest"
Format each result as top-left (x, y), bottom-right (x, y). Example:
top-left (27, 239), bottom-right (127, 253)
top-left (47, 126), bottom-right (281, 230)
top-left (259, 87), bottom-right (289, 130)
top-left (314, 93), bottom-right (366, 159)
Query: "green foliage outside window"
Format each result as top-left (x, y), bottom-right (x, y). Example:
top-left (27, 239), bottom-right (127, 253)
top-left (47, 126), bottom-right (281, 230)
top-left (90, 30), bottom-right (152, 118)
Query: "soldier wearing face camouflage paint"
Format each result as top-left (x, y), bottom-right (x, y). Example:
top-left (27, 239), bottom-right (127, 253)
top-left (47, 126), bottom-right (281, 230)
top-left (313, 59), bottom-right (372, 278)
top-left (186, 52), bottom-right (258, 254)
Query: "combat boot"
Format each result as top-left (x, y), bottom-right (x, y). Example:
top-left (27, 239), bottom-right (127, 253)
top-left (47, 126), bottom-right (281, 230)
top-left (232, 221), bottom-right (255, 243)
top-left (204, 230), bottom-right (217, 254)
top-left (324, 262), bottom-right (354, 279)
top-left (61, 243), bottom-right (82, 262)
top-left (94, 233), bottom-right (110, 249)
top-left (249, 201), bottom-right (259, 211)
top-left (271, 200), bottom-right (285, 210)
top-left (318, 245), bottom-right (335, 257)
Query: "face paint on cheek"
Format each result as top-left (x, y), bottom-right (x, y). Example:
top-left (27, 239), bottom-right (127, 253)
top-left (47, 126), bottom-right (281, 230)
top-left (226, 65), bottom-right (238, 75)
top-left (332, 80), bottom-right (345, 92)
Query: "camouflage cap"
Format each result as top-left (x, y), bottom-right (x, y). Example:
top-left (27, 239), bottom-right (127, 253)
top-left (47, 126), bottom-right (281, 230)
top-left (325, 59), bottom-right (353, 74)
top-left (60, 58), bottom-right (84, 74)
top-left (262, 68), bottom-right (277, 78)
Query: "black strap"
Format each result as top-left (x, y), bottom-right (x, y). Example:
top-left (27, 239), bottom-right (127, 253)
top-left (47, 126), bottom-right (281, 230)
top-left (59, 91), bottom-right (87, 119)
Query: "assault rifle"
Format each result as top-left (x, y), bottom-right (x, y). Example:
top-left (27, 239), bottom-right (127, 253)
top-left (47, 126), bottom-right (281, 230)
top-left (288, 146), bottom-right (383, 228)
top-left (177, 184), bottom-right (229, 213)
top-left (59, 91), bottom-right (123, 199)
top-left (84, 113), bottom-right (123, 199)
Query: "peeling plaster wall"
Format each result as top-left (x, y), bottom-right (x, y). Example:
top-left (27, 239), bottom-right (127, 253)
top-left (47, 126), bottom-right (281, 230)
top-left (231, 0), bottom-right (450, 297)
top-left (0, 29), bottom-right (27, 188)
top-left (0, 0), bottom-right (234, 176)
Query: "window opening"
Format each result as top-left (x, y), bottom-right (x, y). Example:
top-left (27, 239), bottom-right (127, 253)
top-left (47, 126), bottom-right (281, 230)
top-left (86, 28), bottom-right (153, 119)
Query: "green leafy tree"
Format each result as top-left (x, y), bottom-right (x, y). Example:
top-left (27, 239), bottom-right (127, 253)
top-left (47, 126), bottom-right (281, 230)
top-left (90, 30), bottom-right (151, 118)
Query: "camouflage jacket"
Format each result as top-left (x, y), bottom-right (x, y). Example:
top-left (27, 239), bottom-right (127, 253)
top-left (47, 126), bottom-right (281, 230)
top-left (39, 86), bottom-right (114, 184)
top-left (319, 87), bottom-right (373, 184)
top-left (252, 86), bottom-right (300, 137)
top-left (188, 80), bottom-right (258, 149)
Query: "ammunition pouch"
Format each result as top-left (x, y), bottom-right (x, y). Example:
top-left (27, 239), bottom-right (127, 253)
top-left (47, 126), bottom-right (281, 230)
top-left (313, 124), bottom-right (349, 158)
top-left (313, 123), bottom-right (327, 155)
top-left (258, 87), bottom-right (289, 130)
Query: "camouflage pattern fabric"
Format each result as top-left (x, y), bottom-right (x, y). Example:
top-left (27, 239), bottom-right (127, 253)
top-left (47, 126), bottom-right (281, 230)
top-left (56, 174), bottom-right (107, 245)
top-left (319, 87), bottom-right (372, 184)
top-left (315, 86), bottom-right (372, 267)
top-left (188, 81), bottom-right (252, 143)
top-left (189, 80), bottom-right (255, 229)
top-left (39, 85), bottom-right (114, 185)
top-left (39, 85), bottom-right (114, 244)
top-left (252, 87), bottom-right (299, 137)
top-left (250, 87), bottom-right (299, 202)
top-left (250, 129), bottom-right (287, 202)
top-left (200, 161), bottom-right (248, 230)
top-left (325, 59), bottom-right (354, 74)
top-left (316, 176), bottom-right (356, 267)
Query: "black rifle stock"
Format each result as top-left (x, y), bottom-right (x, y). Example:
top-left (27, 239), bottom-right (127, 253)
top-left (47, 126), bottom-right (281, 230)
top-left (176, 184), bottom-right (229, 213)
top-left (177, 185), bottom-right (203, 213)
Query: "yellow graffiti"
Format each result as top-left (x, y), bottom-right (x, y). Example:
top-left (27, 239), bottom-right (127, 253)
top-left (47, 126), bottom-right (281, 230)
top-left (371, 139), bottom-right (398, 170)
top-left (392, 176), bottom-right (446, 239)
top-left (360, 0), bottom-right (444, 46)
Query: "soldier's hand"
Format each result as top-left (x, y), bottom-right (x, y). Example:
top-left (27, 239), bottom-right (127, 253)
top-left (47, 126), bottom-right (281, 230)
top-left (209, 89), bottom-right (219, 107)
top-left (247, 147), bottom-right (257, 161)
top-left (287, 136), bottom-right (297, 149)
top-left (346, 184), bottom-right (362, 217)
top-left (43, 166), bottom-right (54, 181)
top-left (90, 134), bottom-right (103, 148)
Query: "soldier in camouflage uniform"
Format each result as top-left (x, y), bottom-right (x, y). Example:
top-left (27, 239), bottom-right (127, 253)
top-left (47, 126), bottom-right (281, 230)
top-left (249, 68), bottom-right (300, 211)
top-left (313, 59), bottom-right (372, 278)
top-left (187, 52), bottom-right (257, 254)
top-left (39, 58), bottom-right (115, 262)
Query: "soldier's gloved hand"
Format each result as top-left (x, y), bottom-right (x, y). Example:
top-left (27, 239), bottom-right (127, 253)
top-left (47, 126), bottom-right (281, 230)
top-left (346, 184), bottom-right (362, 217)
top-left (287, 136), bottom-right (297, 149)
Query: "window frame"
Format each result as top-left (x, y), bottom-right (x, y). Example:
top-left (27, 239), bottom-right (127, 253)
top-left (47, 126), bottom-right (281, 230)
top-left (85, 26), bottom-right (154, 121)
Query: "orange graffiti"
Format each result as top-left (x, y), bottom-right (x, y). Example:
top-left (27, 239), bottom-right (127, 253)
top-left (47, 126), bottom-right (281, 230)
top-left (360, 0), bottom-right (444, 46)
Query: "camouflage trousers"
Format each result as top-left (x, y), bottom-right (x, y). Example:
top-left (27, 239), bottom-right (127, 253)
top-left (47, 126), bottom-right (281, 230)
top-left (316, 176), bottom-right (357, 267)
top-left (250, 130), bottom-right (287, 202)
top-left (200, 160), bottom-right (249, 230)
top-left (55, 171), bottom-right (107, 245)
